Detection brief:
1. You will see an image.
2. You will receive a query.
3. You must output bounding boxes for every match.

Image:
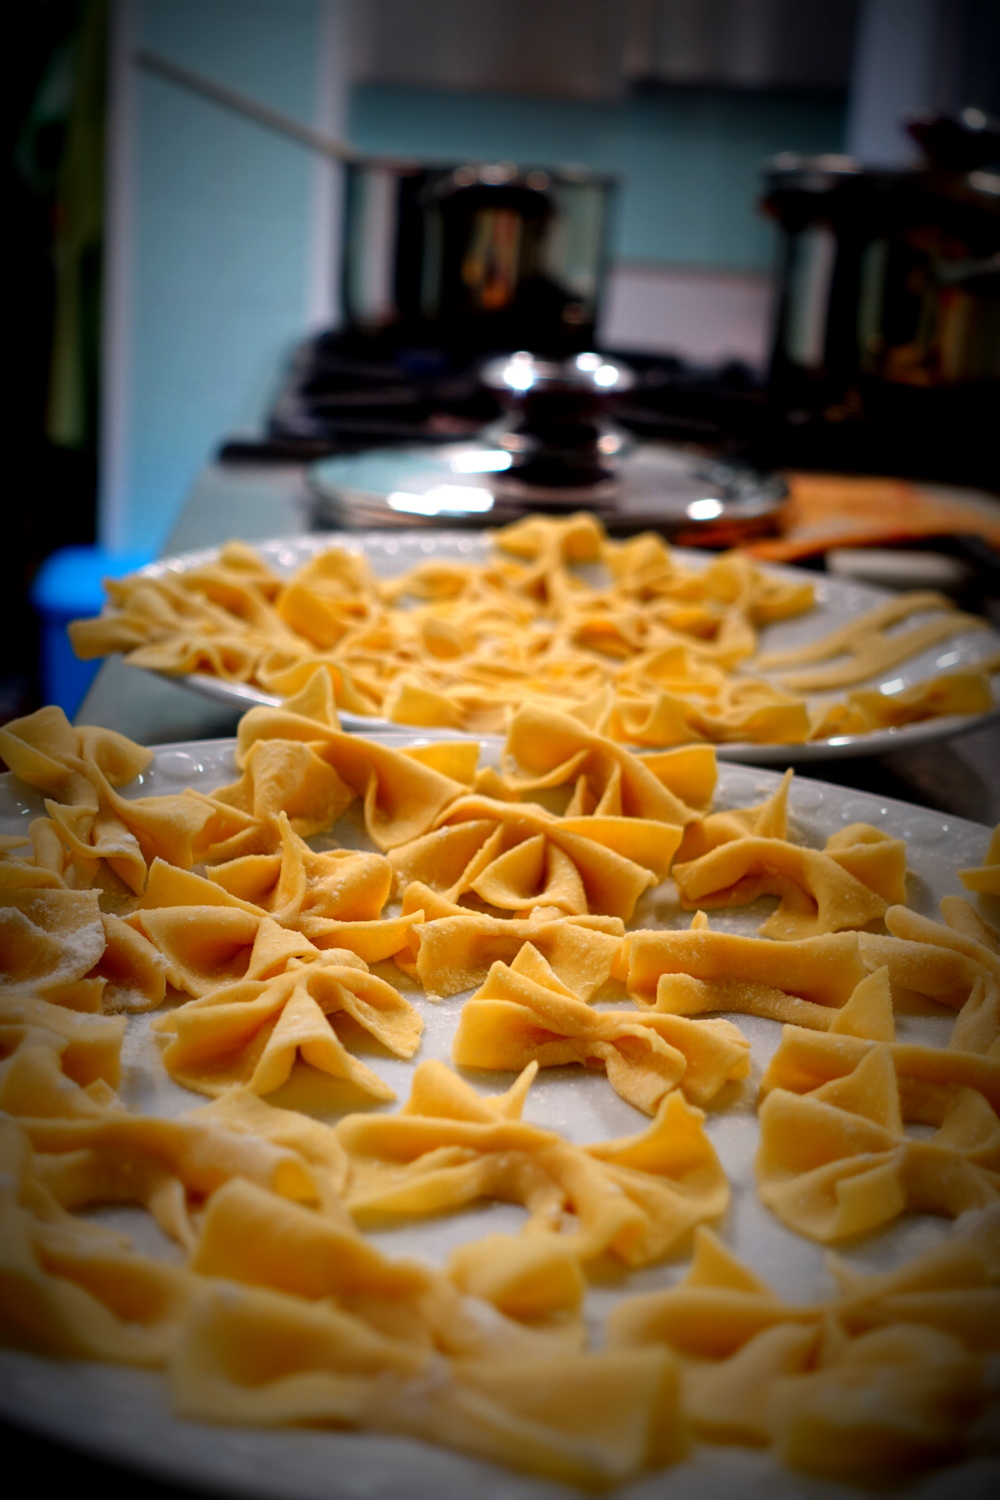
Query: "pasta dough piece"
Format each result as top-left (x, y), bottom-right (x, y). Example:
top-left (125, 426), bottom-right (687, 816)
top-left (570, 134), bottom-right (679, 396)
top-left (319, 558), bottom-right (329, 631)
top-left (829, 1230), bottom-right (1000, 1348)
top-left (672, 827), bottom-right (903, 939)
top-left (498, 703), bottom-right (712, 822)
top-left (336, 1060), bottom-right (728, 1267)
top-left (762, 1018), bottom-right (1000, 1122)
top-left (674, 769), bottom-right (792, 863)
top-left (16, 1105), bottom-right (324, 1251)
top-left (188, 1088), bottom-right (349, 1210)
top-left (609, 1225), bottom-right (814, 1355)
top-left (213, 739), bottom-right (356, 838)
top-left (191, 1176), bottom-right (436, 1324)
top-left (0, 831), bottom-right (67, 892)
top-left (392, 793), bottom-right (664, 921)
top-left (447, 1232), bottom-right (586, 1333)
top-left (402, 904), bottom-right (625, 1000)
top-left (756, 1047), bottom-right (1000, 1241)
top-left (168, 1275), bottom-right (681, 1488)
top-left (0, 883), bottom-right (163, 1013)
top-left (606, 661), bottom-right (813, 748)
top-left (859, 901), bottom-right (999, 1011)
top-left (0, 706), bottom-right (152, 801)
top-left (959, 824), bottom-right (1000, 896)
top-left (608, 1228), bottom-right (822, 1445)
top-left (129, 907), bottom-right (306, 996)
top-left (0, 706), bottom-right (266, 893)
top-left (135, 858), bottom-right (418, 970)
top-left (768, 1332), bottom-right (993, 1477)
top-left (0, 993), bottom-right (125, 1090)
top-left (811, 668), bottom-right (996, 739)
top-left (625, 920), bottom-right (866, 1021)
top-left (131, 886), bottom-right (419, 994)
top-left (154, 951), bottom-right (421, 1105)
top-left (0, 888), bottom-right (106, 994)
top-left (452, 942), bottom-right (749, 1112)
top-left (779, 614), bottom-right (989, 693)
top-left (191, 1178), bottom-right (573, 1357)
top-left (755, 591), bottom-right (988, 690)
top-left (230, 683), bottom-right (467, 851)
top-left (205, 811), bottom-right (392, 927)
top-left (610, 1224), bottom-right (1000, 1467)
top-left (0, 1122), bottom-right (197, 1363)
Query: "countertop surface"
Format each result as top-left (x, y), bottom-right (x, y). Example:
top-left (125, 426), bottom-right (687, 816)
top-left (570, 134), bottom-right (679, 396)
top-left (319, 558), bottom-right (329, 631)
top-left (77, 460), bottom-right (1000, 827)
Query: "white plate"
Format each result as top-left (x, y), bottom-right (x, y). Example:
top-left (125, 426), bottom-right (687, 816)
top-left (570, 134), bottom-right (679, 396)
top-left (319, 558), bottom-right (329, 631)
top-left (128, 532), bottom-right (1000, 764)
top-left (1, 740), bottom-right (997, 1499)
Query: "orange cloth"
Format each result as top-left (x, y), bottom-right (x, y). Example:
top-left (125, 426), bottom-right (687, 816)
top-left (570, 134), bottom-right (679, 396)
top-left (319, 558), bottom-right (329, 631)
top-left (744, 474), bottom-right (1000, 563)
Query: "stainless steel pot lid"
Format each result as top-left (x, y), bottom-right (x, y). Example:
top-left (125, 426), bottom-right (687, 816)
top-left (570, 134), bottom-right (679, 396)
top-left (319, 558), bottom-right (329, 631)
top-left (307, 440), bottom-right (787, 543)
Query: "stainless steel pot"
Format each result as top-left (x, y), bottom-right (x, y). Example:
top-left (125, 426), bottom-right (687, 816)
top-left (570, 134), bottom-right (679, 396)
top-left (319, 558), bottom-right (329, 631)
top-left (133, 52), bottom-right (616, 358)
top-left (761, 111), bottom-right (1000, 420)
top-left (341, 157), bottom-right (616, 354)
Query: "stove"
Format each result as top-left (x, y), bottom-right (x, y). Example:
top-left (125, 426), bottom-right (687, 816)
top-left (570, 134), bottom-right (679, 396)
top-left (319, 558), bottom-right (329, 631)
top-left (221, 327), bottom-right (768, 462)
top-left (217, 325), bottom-right (997, 530)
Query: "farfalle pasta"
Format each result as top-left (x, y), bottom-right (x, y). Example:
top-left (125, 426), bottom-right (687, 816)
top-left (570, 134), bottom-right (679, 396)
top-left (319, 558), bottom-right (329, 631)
top-left (335, 1060), bottom-right (729, 1268)
top-left (959, 824), bottom-right (1000, 896)
top-left (608, 1223), bottom-right (1000, 1473)
top-left (153, 949), bottom-right (422, 1106)
top-left (2, 691), bottom-right (999, 1491)
top-left (68, 514), bottom-right (998, 748)
top-left (672, 822), bottom-right (907, 939)
top-left (756, 1046), bottom-right (999, 1241)
top-left (625, 917), bottom-right (868, 1020)
top-left (451, 942), bottom-right (749, 1113)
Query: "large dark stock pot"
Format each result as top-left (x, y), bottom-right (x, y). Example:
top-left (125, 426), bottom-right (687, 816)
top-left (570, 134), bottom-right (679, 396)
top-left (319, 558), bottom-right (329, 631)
top-left (341, 156), bottom-right (617, 355)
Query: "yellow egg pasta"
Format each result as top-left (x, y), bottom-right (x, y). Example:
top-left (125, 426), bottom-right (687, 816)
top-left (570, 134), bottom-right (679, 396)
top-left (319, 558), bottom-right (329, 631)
top-left (625, 919), bottom-right (867, 1019)
top-left (756, 1047), bottom-right (1000, 1241)
top-left (153, 951), bottom-right (422, 1105)
top-left (336, 1059), bottom-right (729, 1267)
top-left (2, 694), bottom-right (999, 1490)
top-left (671, 824), bottom-right (906, 939)
top-left (959, 824), bottom-right (1000, 896)
top-left (451, 942), bottom-right (750, 1112)
top-left (67, 515), bottom-right (998, 748)
top-left (607, 1223), bottom-right (999, 1472)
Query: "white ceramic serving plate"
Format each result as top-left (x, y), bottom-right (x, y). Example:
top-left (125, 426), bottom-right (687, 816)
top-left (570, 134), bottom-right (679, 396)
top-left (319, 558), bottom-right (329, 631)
top-left (1, 739), bottom-right (997, 1500)
top-left (122, 532), bottom-right (999, 763)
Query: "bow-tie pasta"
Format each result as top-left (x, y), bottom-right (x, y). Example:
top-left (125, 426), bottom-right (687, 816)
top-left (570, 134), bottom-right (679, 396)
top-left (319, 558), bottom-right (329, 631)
top-left (67, 515), bottom-right (998, 748)
top-left (2, 694), bottom-right (999, 1490)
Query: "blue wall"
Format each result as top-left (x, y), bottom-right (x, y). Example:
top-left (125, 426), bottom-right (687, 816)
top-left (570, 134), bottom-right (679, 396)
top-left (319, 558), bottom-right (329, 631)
top-left (113, 0), bottom-right (327, 555)
top-left (348, 83), bottom-right (846, 271)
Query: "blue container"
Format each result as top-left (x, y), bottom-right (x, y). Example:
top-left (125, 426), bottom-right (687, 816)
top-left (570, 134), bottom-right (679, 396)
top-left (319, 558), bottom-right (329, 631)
top-left (30, 546), bottom-right (152, 718)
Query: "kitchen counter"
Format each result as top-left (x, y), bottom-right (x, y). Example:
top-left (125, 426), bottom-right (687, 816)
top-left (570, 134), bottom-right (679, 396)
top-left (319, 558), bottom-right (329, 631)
top-left (76, 461), bottom-right (1000, 826)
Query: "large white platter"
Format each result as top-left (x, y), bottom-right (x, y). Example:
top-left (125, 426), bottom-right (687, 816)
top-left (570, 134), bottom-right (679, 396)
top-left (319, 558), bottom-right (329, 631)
top-left (1, 739), bottom-right (997, 1500)
top-left (124, 532), bottom-right (999, 763)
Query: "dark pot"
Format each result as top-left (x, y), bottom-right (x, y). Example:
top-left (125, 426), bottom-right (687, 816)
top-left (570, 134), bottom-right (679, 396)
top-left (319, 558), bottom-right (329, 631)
top-left (341, 157), bottom-right (617, 356)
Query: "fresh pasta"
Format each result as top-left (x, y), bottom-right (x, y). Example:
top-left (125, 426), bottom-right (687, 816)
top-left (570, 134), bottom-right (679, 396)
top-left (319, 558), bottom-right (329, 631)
top-left (68, 515), bottom-right (998, 748)
top-left (1, 687), bottom-right (999, 1491)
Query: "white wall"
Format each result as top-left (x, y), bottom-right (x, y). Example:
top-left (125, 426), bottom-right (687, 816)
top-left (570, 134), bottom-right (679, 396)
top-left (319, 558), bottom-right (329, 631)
top-left (601, 263), bottom-right (772, 365)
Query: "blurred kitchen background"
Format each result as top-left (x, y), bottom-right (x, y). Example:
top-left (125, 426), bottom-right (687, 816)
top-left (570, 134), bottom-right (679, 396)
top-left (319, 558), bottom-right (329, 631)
top-left (7, 0), bottom-right (1000, 721)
